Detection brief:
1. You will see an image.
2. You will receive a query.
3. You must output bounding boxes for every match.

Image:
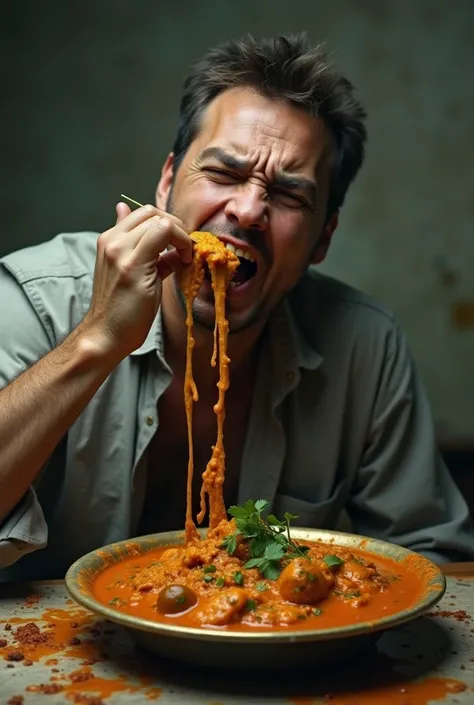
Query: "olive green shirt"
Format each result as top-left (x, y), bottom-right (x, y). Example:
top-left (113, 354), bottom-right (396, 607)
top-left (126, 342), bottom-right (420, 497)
top-left (0, 232), bottom-right (473, 580)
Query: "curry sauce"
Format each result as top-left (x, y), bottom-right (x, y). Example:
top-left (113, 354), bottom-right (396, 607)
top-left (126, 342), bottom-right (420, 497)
top-left (177, 232), bottom-right (239, 540)
top-left (93, 520), bottom-right (424, 631)
top-left (92, 230), bottom-right (428, 632)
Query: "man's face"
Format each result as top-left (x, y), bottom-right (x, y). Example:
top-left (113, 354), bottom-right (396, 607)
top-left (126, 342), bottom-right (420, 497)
top-left (158, 87), bottom-right (334, 332)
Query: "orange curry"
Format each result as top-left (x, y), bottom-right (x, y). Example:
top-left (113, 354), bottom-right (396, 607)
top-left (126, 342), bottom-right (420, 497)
top-left (177, 232), bottom-right (239, 541)
top-left (93, 521), bottom-right (424, 631)
top-left (93, 230), bottom-right (426, 631)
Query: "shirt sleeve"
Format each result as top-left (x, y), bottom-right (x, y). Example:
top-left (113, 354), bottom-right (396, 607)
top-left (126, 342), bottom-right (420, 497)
top-left (348, 322), bottom-right (474, 564)
top-left (0, 264), bottom-right (51, 567)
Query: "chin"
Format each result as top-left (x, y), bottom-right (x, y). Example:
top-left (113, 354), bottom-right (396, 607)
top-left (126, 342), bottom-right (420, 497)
top-left (174, 276), bottom-right (266, 333)
top-left (189, 301), bottom-right (217, 332)
top-left (191, 300), bottom-right (262, 334)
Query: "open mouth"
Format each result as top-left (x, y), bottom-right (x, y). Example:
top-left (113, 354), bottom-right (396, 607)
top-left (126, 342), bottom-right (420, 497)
top-left (204, 243), bottom-right (258, 289)
top-left (229, 255), bottom-right (257, 288)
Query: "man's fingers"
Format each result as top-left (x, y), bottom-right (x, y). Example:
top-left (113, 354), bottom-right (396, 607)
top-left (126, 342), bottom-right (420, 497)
top-left (115, 202), bottom-right (131, 224)
top-left (106, 204), bottom-right (193, 277)
top-left (133, 217), bottom-right (193, 266)
top-left (156, 248), bottom-right (187, 281)
top-left (115, 203), bottom-right (185, 234)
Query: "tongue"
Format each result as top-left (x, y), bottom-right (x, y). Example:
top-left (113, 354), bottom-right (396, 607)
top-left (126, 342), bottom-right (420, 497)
top-left (232, 268), bottom-right (248, 284)
top-left (203, 257), bottom-right (256, 284)
top-left (233, 258), bottom-right (256, 284)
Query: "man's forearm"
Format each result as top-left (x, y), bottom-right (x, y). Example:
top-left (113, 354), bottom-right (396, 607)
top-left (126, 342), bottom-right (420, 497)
top-left (0, 325), bottom-right (119, 522)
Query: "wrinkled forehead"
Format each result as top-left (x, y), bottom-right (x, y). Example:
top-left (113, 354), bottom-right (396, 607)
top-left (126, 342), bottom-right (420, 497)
top-left (194, 87), bottom-right (334, 176)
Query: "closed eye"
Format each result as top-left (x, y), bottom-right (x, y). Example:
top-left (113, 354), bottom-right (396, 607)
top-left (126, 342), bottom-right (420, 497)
top-left (270, 188), bottom-right (311, 210)
top-left (202, 168), bottom-right (242, 183)
top-left (203, 168), bottom-right (313, 210)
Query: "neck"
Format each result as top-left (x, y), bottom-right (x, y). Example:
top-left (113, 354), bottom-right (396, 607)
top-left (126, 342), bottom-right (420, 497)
top-left (161, 276), bottom-right (265, 385)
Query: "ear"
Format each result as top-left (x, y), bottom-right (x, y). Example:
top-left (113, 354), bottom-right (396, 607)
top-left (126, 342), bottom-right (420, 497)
top-left (311, 211), bottom-right (339, 265)
top-left (156, 153), bottom-right (175, 210)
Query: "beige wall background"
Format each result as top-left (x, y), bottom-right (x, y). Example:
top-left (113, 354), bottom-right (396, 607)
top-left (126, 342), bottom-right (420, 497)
top-left (1, 0), bottom-right (473, 439)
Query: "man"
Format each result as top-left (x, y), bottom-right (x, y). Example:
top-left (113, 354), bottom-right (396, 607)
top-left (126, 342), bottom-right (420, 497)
top-left (0, 34), bottom-right (472, 581)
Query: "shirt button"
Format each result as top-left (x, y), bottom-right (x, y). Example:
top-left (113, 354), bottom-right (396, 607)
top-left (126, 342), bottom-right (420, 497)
top-left (287, 372), bottom-right (295, 382)
top-left (146, 415), bottom-right (154, 426)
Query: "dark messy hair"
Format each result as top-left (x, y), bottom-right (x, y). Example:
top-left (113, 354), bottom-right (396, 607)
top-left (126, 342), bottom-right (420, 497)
top-left (172, 33), bottom-right (367, 220)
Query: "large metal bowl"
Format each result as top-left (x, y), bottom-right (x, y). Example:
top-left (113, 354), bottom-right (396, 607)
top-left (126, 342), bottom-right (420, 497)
top-left (65, 528), bottom-right (446, 670)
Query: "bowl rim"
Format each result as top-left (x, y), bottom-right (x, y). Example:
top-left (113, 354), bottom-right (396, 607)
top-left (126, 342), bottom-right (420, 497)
top-left (65, 527), bottom-right (446, 644)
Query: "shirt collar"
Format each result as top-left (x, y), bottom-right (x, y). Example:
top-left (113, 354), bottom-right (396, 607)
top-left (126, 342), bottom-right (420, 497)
top-left (270, 296), bottom-right (323, 372)
top-left (130, 308), bottom-right (166, 360)
top-left (266, 296), bottom-right (323, 408)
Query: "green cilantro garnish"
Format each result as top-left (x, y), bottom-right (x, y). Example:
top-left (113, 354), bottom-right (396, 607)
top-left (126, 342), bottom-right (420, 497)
top-left (220, 534), bottom-right (238, 555)
top-left (335, 590), bottom-right (361, 599)
top-left (215, 577), bottom-right (225, 587)
top-left (246, 599), bottom-right (257, 611)
top-left (351, 556), bottom-right (365, 565)
top-left (203, 564), bottom-right (217, 573)
top-left (245, 543), bottom-right (285, 580)
top-left (203, 575), bottom-right (214, 583)
top-left (221, 500), bottom-right (309, 580)
top-left (108, 597), bottom-right (126, 607)
top-left (323, 555), bottom-right (344, 568)
top-left (312, 607), bottom-right (323, 616)
top-left (255, 582), bottom-right (267, 592)
top-left (233, 571), bottom-right (244, 585)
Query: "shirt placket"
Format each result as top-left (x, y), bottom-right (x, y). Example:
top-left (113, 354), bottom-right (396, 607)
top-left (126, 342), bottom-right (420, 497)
top-left (129, 315), bottom-right (172, 534)
top-left (238, 305), bottom-right (301, 510)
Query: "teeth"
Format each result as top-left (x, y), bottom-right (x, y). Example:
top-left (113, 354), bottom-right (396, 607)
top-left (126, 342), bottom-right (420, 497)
top-left (225, 243), bottom-right (255, 263)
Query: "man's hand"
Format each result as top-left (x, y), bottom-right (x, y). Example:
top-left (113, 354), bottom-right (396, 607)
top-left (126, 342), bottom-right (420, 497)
top-left (82, 202), bottom-right (193, 360)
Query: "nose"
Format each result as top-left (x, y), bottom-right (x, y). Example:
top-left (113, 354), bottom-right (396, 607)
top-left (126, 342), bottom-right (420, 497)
top-left (224, 183), bottom-right (268, 231)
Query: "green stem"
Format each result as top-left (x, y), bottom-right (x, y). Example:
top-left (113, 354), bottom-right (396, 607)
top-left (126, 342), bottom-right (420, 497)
top-left (285, 515), bottom-right (294, 549)
top-left (285, 516), bottom-right (308, 558)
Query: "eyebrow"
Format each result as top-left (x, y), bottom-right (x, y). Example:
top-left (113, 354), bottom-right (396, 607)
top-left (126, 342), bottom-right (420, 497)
top-left (199, 147), bottom-right (318, 203)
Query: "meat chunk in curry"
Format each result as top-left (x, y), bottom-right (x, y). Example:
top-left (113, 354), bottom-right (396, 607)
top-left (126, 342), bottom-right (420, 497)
top-left (105, 517), bottom-right (401, 629)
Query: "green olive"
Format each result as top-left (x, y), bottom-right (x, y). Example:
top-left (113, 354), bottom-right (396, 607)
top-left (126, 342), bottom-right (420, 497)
top-left (156, 584), bottom-right (198, 615)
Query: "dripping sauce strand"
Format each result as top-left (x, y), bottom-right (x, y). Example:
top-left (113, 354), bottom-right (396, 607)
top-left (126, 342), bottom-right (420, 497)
top-left (178, 232), bottom-right (239, 541)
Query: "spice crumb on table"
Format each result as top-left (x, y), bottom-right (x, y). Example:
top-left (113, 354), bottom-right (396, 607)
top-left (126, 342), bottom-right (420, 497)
top-left (0, 575), bottom-right (472, 704)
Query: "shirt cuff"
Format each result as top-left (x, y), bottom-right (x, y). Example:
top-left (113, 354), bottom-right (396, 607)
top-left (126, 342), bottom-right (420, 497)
top-left (0, 487), bottom-right (48, 568)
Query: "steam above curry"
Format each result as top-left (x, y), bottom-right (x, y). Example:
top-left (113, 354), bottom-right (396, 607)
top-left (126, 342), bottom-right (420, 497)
top-left (93, 231), bottom-right (425, 631)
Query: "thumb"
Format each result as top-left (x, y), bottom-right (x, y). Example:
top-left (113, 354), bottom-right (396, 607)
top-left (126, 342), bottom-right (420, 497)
top-left (156, 248), bottom-right (187, 281)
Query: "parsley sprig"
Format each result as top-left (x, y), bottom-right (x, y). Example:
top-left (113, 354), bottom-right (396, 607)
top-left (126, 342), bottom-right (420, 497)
top-left (220, 499), bottom-right (310, 580)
